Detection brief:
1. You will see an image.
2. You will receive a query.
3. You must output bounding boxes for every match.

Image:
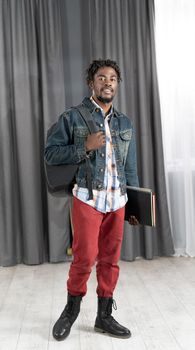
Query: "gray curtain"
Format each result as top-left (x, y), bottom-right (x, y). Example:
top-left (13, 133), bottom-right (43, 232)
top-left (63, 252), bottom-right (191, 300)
top-left (0, 0), bottom-right (174, 266)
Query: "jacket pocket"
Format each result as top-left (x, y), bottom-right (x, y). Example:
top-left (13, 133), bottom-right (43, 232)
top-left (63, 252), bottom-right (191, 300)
top-left (119, 129), bottom-right (132, 141)
top-left (118, 129), bottom-right (132, 166)
top-left (74, 127), bottom-right (89, 138)
top-left (74, 127), bottom-right (89, 146)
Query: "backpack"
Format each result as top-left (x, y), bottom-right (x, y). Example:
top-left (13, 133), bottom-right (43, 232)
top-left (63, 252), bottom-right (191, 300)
top-left (44, 104), bottom-right (98, 197)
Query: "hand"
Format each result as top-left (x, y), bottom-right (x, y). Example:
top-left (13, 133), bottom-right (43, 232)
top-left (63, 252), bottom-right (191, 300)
top-left (85, 131), bottom-right (106, 151)
top-left (128, 215), bottom-right (139, 225)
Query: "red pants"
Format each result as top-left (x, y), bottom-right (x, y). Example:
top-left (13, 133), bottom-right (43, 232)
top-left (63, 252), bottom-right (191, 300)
top-left (67, 197), bottom-right (125, 297)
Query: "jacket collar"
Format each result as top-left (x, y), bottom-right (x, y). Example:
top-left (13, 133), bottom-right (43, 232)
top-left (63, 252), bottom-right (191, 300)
top-left (82, 97), bottom-right (122, 118)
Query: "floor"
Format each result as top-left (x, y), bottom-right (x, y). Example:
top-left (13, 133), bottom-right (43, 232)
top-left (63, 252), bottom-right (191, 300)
top-left (0, 257), bottom-right (195, 350)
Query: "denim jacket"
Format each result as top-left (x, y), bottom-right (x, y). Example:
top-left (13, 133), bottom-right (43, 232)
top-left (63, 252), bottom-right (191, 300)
top-left (44, 97), bottom-right (139, 194)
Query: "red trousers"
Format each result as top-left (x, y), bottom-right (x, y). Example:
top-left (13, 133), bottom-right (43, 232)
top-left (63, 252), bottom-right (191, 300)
top-left (67, 197), bottom-right (125, 297)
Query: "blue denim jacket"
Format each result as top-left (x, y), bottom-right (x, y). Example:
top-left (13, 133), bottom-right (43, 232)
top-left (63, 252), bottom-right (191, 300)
top-left (44, 97), bottom-right (139, 194)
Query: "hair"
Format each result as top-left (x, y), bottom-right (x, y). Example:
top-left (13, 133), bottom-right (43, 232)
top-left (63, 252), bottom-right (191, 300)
top-left (86, 59), bottom-right (122, 85)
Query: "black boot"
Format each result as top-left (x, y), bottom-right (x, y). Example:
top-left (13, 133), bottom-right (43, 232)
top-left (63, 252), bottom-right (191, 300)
top-left (94, 297), bottom-right (131, 339)
top-left (52, 293), bottom-right (82, 341)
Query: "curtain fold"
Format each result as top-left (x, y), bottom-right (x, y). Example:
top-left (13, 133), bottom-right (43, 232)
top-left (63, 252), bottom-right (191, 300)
top-left (0, 0), bottom-right (174, 266)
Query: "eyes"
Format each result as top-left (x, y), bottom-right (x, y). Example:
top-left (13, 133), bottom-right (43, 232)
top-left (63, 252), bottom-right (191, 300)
top-left (97, 76), bottom-right (117, 83)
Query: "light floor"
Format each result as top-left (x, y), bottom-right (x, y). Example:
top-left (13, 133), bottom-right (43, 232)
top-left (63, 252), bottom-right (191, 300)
top-left (0, 257), bottom-right (195, 350)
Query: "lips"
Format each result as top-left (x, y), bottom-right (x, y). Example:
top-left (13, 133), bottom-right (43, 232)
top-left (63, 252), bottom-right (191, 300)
top-left (102, 88), bottom-right (113, 94)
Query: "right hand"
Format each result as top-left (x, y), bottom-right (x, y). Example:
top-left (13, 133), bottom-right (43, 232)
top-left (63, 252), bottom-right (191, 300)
top-left (85, 131), bottom-right (106, 151)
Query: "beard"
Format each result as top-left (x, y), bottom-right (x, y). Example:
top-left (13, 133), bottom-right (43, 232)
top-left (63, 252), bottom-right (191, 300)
top-left (96, 95), bottom-right (114, 104)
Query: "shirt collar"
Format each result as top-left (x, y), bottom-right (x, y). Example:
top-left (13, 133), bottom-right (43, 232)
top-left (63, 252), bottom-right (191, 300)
top-left (90, 96), bottom-right (113, 118)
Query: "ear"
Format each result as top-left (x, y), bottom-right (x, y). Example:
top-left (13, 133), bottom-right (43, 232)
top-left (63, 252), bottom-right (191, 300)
top-left (89, 81), bottom-right (94, 90)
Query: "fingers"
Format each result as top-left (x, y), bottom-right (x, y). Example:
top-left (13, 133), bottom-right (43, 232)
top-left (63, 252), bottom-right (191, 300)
top-left (97, 131), bottom-right (106, 144)
top-left (128, 215), bottom-right (139, 226)
top-left (91, 132), bottom-right (106, 146)
top-left (85, 132), bottom-right (106, 151)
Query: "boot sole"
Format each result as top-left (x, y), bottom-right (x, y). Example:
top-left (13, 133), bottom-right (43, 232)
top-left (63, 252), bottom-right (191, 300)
top-left (52, 329), bottom-right (70, 341)
top-left (94, 326), bottom-right (131, 339)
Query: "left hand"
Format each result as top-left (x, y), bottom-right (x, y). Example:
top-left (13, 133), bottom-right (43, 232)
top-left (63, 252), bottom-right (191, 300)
top-left (128, 215), bottom-right (139, 225)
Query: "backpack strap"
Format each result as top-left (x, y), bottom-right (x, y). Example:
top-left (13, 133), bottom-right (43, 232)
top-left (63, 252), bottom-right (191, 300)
top-left (74, 104), bottom-right (99, 133)
top-left (72, 104), bottom-right (99, 200)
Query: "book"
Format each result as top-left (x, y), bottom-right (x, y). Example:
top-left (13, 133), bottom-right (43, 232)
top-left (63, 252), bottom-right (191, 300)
top-left (125, 186), bottom-right (156, 227)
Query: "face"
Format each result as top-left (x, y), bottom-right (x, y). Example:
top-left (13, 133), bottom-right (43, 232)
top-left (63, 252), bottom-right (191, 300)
top-left (90, 66), bottom-right (118, 104)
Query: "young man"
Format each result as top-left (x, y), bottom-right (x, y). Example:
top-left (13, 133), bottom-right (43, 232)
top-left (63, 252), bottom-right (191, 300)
top-left (44, 59), bottom-right (139, 341)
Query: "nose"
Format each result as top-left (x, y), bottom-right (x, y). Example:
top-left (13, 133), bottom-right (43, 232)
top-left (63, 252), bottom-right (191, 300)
top-left (104, 80), bottom-right (112, 86)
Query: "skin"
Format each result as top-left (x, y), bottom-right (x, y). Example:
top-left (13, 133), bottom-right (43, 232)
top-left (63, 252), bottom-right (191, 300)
top-left (85, 66), bottom-right (118, 152)
top-left (85, 66), bottom-right (139, 226)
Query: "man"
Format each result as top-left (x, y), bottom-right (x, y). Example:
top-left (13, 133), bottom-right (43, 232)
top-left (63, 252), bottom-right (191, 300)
top-left (44, 59), bottom-right (139, 341)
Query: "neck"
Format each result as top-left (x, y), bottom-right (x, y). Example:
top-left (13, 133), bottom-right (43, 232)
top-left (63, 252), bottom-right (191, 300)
top-left (92, 96), bottom-right (112, 115)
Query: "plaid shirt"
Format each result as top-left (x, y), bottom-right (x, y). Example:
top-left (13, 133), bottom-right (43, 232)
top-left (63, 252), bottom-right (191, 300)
top-left (72, 98), bottom-right (127, 213)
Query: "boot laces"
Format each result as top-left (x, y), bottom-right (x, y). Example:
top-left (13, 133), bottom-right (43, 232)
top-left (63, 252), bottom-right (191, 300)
top-left (112, 299), bottom-right (117, 311)
top-left (106, 298), bottom-right (117, 316)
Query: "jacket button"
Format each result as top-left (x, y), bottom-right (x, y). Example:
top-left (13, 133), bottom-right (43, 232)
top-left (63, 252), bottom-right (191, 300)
top-left (96, 108), bottom-right (100, 112)
top-left (98, 184), bottom-right (102, 188)
top-left (100, 123), bottom-right (104, 127)
top-left (100, 168), bottom-right (104, 172)
top-left (101, 153), bottom-right (105, 157)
